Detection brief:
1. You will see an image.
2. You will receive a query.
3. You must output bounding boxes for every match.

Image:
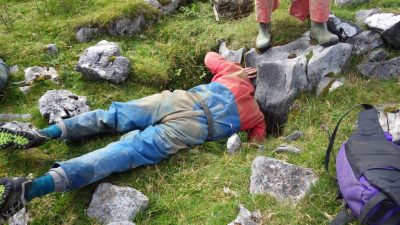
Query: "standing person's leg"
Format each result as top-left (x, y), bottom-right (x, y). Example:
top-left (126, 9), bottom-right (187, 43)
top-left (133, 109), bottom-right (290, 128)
top-left (309, 0), bottom-right (339, 46)
top-left (0, 115), bottom-right (208, 222)
top-left (255, 0), bottom-right (279, 52)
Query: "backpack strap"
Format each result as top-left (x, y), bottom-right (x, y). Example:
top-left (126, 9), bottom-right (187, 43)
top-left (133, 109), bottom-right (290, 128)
top-left (324, 104), bottom-right (374, 171)
top-left (329, 206), bottom-right (354, 225)
top-left (360, 193), bottom-right (399, 225)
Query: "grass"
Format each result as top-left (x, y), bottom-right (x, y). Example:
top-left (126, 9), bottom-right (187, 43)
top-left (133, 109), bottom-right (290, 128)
top-left (0, 0), bottom-right (400, 224)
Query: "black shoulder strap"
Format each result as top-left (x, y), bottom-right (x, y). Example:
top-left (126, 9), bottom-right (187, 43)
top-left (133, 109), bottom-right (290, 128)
top-left (329, 206), bottom-right (354, 225)
top-left (324, 104), bottom-right (374, 171)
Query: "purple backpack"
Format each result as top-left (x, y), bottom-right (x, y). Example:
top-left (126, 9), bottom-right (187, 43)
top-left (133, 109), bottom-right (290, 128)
top-left (325, 104), bottom-right (400, 225)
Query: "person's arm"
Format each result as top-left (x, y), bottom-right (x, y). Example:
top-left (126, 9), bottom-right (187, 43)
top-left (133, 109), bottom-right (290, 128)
top-left (204, 52), bottom-right (243, 81)
top-left (247, 121), bottom-right (266, 142)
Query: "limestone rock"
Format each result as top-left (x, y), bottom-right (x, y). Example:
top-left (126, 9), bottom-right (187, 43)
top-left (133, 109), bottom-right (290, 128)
top-left (227, 204), bottom-right (261, 225)
top-left (87, 183), bottom-right (149, 224)
top-left (19, 86), bottom-right (31, 95)
top-left (38, 90), bottom-right (90, 124)
top-left (244, 48), bottom-right (259, 68)
top-left (355, 8), bottom-right (380, 24)
top-left (76, 27), bottom-right (102, 43)
top-left (308, 43), bottom-right (352, 90)
top-left (378, 104), bottom-right (400, 143)
top-left (75, 40), bottom-right (131, 83)
top-left (0, 58), bottom-right (9, 91)
top-left (45, 44), bottom-right (58, 54)
top-left (364, 13), bottom-right (400, 31)
top-left (359, 57), bottom-right (400, 79)
top-left (108, 15), bottom-right (150, 37)
top-left (335, 0), bottom-right (370, 6)
top-left (345, 31), bottom-right (383, 55)
top-left (212, 0), bottom-right (254, 19)
top-left (10, 65), bottom-right (19, 74)
top-left (382, 22), bottom-right (400, 49)
top-left (108, 221), bottom-right (136, 225)
top-left (8, 208), bottom-right (30, 225)
top-left (255, 35), bottom-right (311, 133)
top-left (250, 156), bottom-right (317, 202)
top-left (327, 14), bottom-right (363, 40)
top-left (367, 48), bottom-right (389, 62)
top-left (24, 66), bottom-right (59, 85)
top-left (227, 133), bottom-right (242, 154)
top-left (219, 41), bottom-right (245, 64)
top-left (284, 131), bottom-right (304, 142)
top-left (275, 144), bottom-right (301, 154)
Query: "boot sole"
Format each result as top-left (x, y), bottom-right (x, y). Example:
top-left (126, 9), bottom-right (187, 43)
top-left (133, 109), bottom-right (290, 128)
top-left (0, 129), bottom-right (32, 149)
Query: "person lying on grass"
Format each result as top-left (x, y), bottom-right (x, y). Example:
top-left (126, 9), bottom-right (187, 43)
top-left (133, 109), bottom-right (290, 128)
top-left (0, 52), bottom-right (266, 223)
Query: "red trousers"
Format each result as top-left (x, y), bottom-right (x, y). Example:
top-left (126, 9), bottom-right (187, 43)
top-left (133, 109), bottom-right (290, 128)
top-left (255, 0), bottom-right (330, 23)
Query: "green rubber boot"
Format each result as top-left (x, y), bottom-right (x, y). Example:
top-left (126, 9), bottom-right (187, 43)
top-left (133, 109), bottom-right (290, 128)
top-left (310, 21), bottom-right (339, 47)
top-left (256, 22), bottom-right (272, 53)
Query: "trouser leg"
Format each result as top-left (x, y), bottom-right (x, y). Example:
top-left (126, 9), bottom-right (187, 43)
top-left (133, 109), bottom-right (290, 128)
top-left (255, 0), bottom-right (279, 23)
top-left (52, 116), bottom-right (208, 191)
top-left (309, 0), bottom-right (330, 23)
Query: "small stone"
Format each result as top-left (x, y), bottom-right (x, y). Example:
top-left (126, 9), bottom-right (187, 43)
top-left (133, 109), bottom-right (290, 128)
top-left (227, 133), bottom-right (242, 154)
top-left (378, 104), bottom-right (400, 142)
top-left (227, 204), bottom-right (261, 225)
top-left (24, 66), bottom-right (59, 85)
top-left (359, 57), bottom-right (400, 79)
top-left (355, 8), bottom-right (380, 24)
top-left (108, 221), bottom-right (136, 225)
top-left (284, 131), bottom-right (304, 142)
top-left (8, 208), bottom-right (30, 225)
top-left (219, 41), bottom-right (245, 64)
top-left (329, 79), bottom-right (344, 93)
top-left (250, 156), bottom-right (317, 203)
top-left (75, 40), bottom-right (131, 83)
top-left (45, 44), bottom-right (58, 54)
top-left (365, 13), bottom-right (400, 31)
top-left (367, 48), bottom-right (389, 62)
top-left (316, 77), bottom-right (336, 96)
top-left (38, 90), bottom-right (90, 124)
top-left (345, 31), bottom-right (383, 55)
top-left (19, 86), bottom-right (31, 95)
top-left (275, 144), bottom-right (301, 154)
top-left (327, 14), bottom-right (363, 40)
top-left (10, 65), bottom-right (19, 74)
top-left (87, 183), bottom-right (149, 224)
top-left (76, 27), bottom-right (102, 43)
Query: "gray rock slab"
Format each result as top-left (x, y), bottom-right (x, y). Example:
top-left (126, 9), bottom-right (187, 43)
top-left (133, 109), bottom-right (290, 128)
top-left (359, 57), bottom-right (400, 79)
top-left (244, 48), bottom-right (259, 68)
top-left (76, 27), bottom-right (103, 43)
top-left (227, 204), bottom-right (261, 225)
top-left (365, 13), bottom-right (400, 31)
top-left (356, 8), bottom-right (380, 24)
top-left (24, 66), bottom-right (59, 85)
top-left (382, 22), bottom-right (400, 49)
top-left (284, 130), bottom-right (304, 142)
top-left (275, 144), bottom-right (301, 154)
top-left (219, 41), bottom-right (245, 64)
top-left (75, 40), bottom-right (131, 83)
top-left (308, 43), bottom-right (352, 90)
top-left (87, 183), bottom-right (149, 224)
top-left (108, 221), bottom-right (136, 225)
top-left (0, 58), bottom-right (9, 91)
top-left (19, 86), bottom-right (31, 95)
top-left (45, 44), bottom-right (58, 54)
top-left (368, 48), bottom-right (389, 62)
top-left (8, 208), bottom-right (30, 225)
top-left (327, 14), bottom-right (363, 40)
top-left (227, 133), bottom-right (242, 154)
top-left (250, 156), bottom-right (317, 202)
top-left (38, 90), bottom-right (90, 124)
top-left (0, 114), bottom-right (32, 121)
top-left (345, 31), bottom-right (383, 55)
top-left (108, 15), bottom-right (149, 37)
top-left (335, 0), bottom-right (370, 6)
top-left (378, 104), bottom-right (400, 143)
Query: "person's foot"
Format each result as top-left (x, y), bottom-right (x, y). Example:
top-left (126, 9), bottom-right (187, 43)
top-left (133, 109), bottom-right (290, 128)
top-left (256, 22), bottom-right (272, 53)
top-left (0, 177), bottom-right (31, 224)
top-left (0, 122), bottom-right (48, 149)
top-left (310, 21), bottom-right (339, 47)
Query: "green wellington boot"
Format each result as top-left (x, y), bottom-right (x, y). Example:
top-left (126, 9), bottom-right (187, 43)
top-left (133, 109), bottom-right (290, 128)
top-left (256, 22), bottom-right (272, 53)
top-left (310, 21), bottom-right (339, 47)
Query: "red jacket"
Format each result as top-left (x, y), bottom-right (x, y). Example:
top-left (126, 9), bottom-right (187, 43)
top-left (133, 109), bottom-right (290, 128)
top-left (204, 52), bottom-right (266, 141)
